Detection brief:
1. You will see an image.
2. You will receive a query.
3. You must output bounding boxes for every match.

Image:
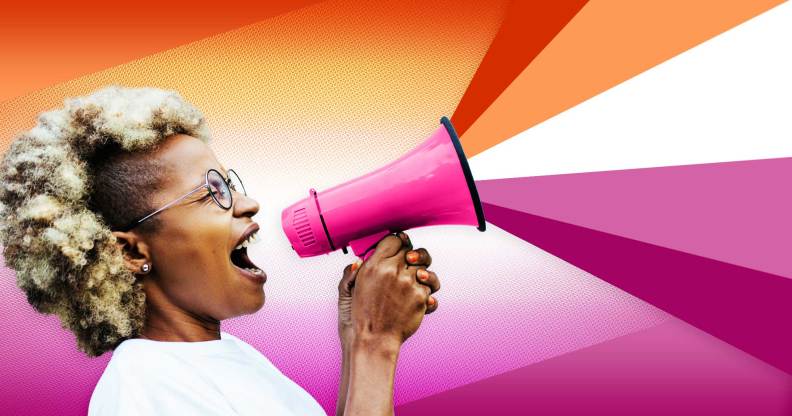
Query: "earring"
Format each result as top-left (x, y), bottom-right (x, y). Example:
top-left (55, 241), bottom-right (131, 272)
top-left (141, 263), bottom-right (151, 273)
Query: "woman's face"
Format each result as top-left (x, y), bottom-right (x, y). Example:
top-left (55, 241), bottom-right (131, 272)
top-left (128, 134), bottom-right (265, 322)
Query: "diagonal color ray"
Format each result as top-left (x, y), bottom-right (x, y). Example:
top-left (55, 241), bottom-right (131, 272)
top-left (477, 202), bottom-right (792, 374)
top-left (469, 0), bottom-right (792, 180)
top-left (396, 320), bottom-right (792, 415)
top-left (450, 0), bottom-right (588, 137)
top-left (476, 158), bottom-right (792, 279)
top-left (0, 1), bottom-right (325, 103)
top-left (459, 0), bottom-right (784, 157)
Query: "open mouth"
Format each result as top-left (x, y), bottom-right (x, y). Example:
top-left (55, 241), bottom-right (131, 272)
top-left (230, 225), bottom-right (265, 278)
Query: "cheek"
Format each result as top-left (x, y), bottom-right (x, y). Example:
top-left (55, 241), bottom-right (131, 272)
top-left (153, 221), bottom-right (234, 308)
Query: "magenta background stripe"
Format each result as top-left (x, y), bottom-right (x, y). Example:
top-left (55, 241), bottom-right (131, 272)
top-left (476, 157), bottom-right (792, 278)
top-left (396, 319), bottom-right (792, 415)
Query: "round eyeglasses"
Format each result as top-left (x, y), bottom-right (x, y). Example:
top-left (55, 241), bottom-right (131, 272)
top-left (116, 168), bottom-right (246, 232)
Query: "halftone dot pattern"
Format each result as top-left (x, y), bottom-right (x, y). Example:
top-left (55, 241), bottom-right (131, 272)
top-left (0, 255), bottom-right (110, 415)
top-left (0, 0), bottom-right (699, 414)
top-left (0, 1), bottom-right (325, 102)
top-left (391, 225), bottom-right (670, 404)
top-left (220, 224), bottom-right (672, 408)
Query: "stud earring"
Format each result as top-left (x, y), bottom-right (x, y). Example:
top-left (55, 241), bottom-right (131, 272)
top-left (141, 263), bottom-right (151, 273)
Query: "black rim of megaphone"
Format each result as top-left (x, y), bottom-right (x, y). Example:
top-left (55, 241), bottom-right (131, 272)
top-left (440, 116), bottom-right (486, 232)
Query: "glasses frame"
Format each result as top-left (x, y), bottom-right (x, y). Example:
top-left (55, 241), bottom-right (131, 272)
top-left (116, 168), bottom-right (245, 232)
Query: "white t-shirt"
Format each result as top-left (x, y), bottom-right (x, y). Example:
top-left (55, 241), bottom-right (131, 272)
top-left (88, 331), bottom-right (327, 415)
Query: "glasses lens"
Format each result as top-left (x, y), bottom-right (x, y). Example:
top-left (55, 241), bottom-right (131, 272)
top-left (207, 170), bottom-right (232, 209)
top-left (228, 169), bottom-right (246, 196)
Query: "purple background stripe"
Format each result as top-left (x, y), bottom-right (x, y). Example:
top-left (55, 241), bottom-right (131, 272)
top-left (477, 202), bottom-right (792, 374)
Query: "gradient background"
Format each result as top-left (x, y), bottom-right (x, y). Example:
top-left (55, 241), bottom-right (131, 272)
top-left (1, 1), bottom-right (790, 414)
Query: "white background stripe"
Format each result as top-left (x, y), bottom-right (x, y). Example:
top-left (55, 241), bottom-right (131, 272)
top-left (469, 2), bottom-right (792, 180)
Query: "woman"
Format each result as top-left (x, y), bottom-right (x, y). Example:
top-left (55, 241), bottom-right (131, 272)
top-left (0, 86), bottom-right (441, 415)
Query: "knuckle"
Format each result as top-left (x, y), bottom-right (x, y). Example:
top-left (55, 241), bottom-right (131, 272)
top-left (413, 284), bottom-right (430, 300)
top-left (383, 267), bottom-right (399, 281)
top-left (397, 271), bottom-right (413, 287)
top-left (378, 234), bottom-right (400, 248)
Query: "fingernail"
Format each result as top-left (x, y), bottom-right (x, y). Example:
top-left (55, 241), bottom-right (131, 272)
top-left (428, 296), bottom-right (436, 306)
top-left (417, 269), bottom-right (429, 280)
top-left (351, 262), bottom-right (360, 272)
top-left (406, 251), bottom-right (419, 263)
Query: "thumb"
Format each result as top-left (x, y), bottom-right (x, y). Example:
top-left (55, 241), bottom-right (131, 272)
top-left (339, 259), bottom-right (362, 296)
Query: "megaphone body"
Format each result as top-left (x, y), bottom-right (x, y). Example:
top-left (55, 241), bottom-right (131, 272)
top-left (282, 117), bottom-right (485, 260)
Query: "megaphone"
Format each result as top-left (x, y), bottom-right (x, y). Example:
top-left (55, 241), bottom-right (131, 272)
top-left (281, 117), bottom-right (486, 260)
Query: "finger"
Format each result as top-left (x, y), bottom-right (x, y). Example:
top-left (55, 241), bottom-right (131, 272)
top-left (370, 233), bottom-right (405, 261)
top-left (338, 260), bottom-right (362, 295)
top-left (425, 296), bottom-right (438, 314)
top-left (414, 280), bottom-right (431, 308)
top-left (405, 248), bottom-right (431, 267)
top-left (414, 269), bottom-right (440, 294)
top-left (396, 231), bottom-right (413, 251)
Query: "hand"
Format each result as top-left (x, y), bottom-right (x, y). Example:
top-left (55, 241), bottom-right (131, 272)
top-left (338, 232), bottom-right (440, 348)
top-left (346, 231), bottom-right (441, 348)
top-left (337, 231), bottom-right (441, 416)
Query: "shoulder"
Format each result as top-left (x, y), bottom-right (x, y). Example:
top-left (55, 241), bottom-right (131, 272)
top-left (88, 339), bottom-right (234, 416)
top-left (88, 345), bottom-right (152, 415)
top-left (221, 332), bottom-right (281, 372)
top-left (221, 332), bottom-right (265, 358)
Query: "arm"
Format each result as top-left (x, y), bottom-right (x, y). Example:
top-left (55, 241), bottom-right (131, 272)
top-left (335, 338), bottom-right (353, 416)
top-left (335, 233), bottom-right (441, 416)
top-left (336, 261), bottom-right (359, 416)
top-left (343, 335), bottom-right (400, 416)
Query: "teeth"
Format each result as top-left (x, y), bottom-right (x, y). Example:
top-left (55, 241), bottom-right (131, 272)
top-left (234, 231), bottom-right (260, 251)
top-left (244, 267), bottom-right (263, 275)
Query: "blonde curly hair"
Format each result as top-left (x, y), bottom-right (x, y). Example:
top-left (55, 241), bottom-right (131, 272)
top-left (0, 86), bottom-right (211, 356)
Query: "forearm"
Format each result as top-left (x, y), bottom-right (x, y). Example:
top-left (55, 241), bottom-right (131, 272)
top-left (343, 336), bottom-right (401, 416)
top-left (335, 341), bottom-right (352, 416)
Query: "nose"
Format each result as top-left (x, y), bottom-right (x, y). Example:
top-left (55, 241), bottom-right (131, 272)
top-left (233, 190), bottom-right (260, 219)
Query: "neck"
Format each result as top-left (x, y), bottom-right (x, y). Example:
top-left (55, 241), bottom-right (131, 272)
top-left (138, 278), bottom-right (221, 342)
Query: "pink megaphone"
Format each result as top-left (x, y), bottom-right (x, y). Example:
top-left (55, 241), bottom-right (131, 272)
top-left (281, 117), bottom-right (486, 260)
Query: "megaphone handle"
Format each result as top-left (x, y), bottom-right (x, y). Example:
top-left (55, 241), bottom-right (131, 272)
top-left (349, 229), bottom-right (392, 261)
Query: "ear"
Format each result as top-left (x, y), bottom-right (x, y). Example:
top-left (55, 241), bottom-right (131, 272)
top-left (111, 230), bottom-right (153, 275)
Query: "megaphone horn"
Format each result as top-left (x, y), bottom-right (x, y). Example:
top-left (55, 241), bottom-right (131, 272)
top-left (282, 116), bottom-right (486, 260)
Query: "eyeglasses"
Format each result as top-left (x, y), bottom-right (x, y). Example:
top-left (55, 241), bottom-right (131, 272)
top-left (116, 168), bottom-right (246, 232)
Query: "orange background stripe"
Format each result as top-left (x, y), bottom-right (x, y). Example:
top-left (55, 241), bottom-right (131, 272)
top-left (451, 0), bottom-right (588, 137)
top-left (0, 0), bottom-right (323, 103)
top-left (460, 0), bottom-right (784, 157)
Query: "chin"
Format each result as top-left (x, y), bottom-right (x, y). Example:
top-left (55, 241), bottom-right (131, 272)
top-left (241, 292), bottom-right (266, 315)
